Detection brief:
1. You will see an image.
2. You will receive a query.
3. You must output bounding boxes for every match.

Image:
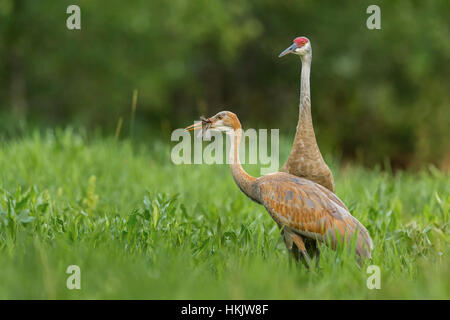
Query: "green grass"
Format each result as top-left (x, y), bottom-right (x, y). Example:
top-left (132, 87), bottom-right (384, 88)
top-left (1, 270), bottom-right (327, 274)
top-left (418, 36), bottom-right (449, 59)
top-left (0, 128), bottom-right (448, 299)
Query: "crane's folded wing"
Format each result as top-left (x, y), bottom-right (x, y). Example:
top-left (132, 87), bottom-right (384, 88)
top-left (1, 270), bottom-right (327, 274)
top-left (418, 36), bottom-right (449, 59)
top-left (254, 173), bottom-right (373, 257)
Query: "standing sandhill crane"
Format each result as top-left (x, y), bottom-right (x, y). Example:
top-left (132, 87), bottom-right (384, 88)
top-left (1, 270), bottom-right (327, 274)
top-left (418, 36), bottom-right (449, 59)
top-left (279, 37), bottom-right (335, 193)
top-left (186, 111), bottom-right (373, 266)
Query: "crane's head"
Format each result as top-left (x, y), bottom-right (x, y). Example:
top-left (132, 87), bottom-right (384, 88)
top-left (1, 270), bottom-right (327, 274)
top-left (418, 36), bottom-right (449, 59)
top-left (185, 111), bottom-right (241, 135)
top-left (279, 37), bottom-right (311, 58)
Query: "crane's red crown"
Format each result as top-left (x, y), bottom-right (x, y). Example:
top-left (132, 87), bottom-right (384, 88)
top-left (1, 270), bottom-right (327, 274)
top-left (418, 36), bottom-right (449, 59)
top-left (293, 37), bottom-right (308, 47)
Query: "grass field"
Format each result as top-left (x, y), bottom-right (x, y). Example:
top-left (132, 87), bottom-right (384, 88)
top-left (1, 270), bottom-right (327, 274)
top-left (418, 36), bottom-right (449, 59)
top-left (0, 129), bottom-right (448, 299)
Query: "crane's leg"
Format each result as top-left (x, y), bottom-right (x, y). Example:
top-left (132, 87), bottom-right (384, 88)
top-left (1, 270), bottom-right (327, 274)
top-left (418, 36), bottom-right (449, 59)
top-left (283, 228), bottom-right (313, 269)
top-left (304, 237), bottom-right (320, 268)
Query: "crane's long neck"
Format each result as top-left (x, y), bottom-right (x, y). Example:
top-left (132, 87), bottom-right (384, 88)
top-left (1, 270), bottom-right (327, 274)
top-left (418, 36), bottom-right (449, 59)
top-left (299, 53), bottom-right (313, 128)
top-left (229, 128), bottom-right (257, 201)
top-left (293, 53), bottom-right (324, 165)
top-left (280, 50), bottom-right (335, 192)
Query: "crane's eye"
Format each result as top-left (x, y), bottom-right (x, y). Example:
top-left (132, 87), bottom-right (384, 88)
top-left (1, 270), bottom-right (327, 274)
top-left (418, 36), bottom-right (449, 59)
top-left (217, 115), bottom-right (223, 120)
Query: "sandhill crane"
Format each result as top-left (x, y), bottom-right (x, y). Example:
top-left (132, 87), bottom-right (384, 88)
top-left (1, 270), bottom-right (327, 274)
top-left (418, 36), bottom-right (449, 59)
top-left (186, 111), bottom-right (373, 266)
top-left (279, 37), bottom-right (335, 193)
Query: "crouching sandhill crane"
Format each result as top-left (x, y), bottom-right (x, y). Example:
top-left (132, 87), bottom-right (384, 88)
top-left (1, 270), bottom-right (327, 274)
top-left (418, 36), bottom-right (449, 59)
top-left (279, 37), bottom-right (335, 193)
top-left (186, 111), bottom-right (373, 266)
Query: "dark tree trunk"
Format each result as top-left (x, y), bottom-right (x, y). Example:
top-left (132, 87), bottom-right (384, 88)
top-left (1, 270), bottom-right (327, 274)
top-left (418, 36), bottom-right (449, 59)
top-left (6, 0), bottom-right (27, 118)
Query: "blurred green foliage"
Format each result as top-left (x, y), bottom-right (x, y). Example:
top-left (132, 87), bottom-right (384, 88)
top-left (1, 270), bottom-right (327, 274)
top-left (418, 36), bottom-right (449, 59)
top-left (0, 130), bottom-right (448, 298)
top-left (0, 0), bottom-right (449, 168)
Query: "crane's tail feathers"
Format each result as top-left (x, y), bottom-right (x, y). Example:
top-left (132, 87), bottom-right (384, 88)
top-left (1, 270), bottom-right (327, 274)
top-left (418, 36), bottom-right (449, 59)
top-left (326, 219), bottom-right (373, 260)
top-left (356, 225), bottom-right (373, 259)
top-left (353, 223), bottom-right (374, 259)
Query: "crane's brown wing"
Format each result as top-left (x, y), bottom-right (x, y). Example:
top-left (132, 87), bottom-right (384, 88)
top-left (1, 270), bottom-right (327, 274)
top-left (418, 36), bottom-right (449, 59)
top-left (254, 172), bottom-right (373, 258)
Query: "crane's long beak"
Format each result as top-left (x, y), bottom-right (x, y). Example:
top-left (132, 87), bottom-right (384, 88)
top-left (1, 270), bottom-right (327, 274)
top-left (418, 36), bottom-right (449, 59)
top-left (185, 121), bottom-right (203, 131)
top-left (278, 43), bottom-right (297, 57)
top-left (185, 117), bottom-right (215, 131)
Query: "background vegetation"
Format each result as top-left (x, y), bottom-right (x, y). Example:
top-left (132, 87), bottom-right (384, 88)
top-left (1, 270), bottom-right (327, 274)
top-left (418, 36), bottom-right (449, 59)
top-left (0, 1), bottom-right (448, 299)
top-left (0, 0), bottom-right (449, 167)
